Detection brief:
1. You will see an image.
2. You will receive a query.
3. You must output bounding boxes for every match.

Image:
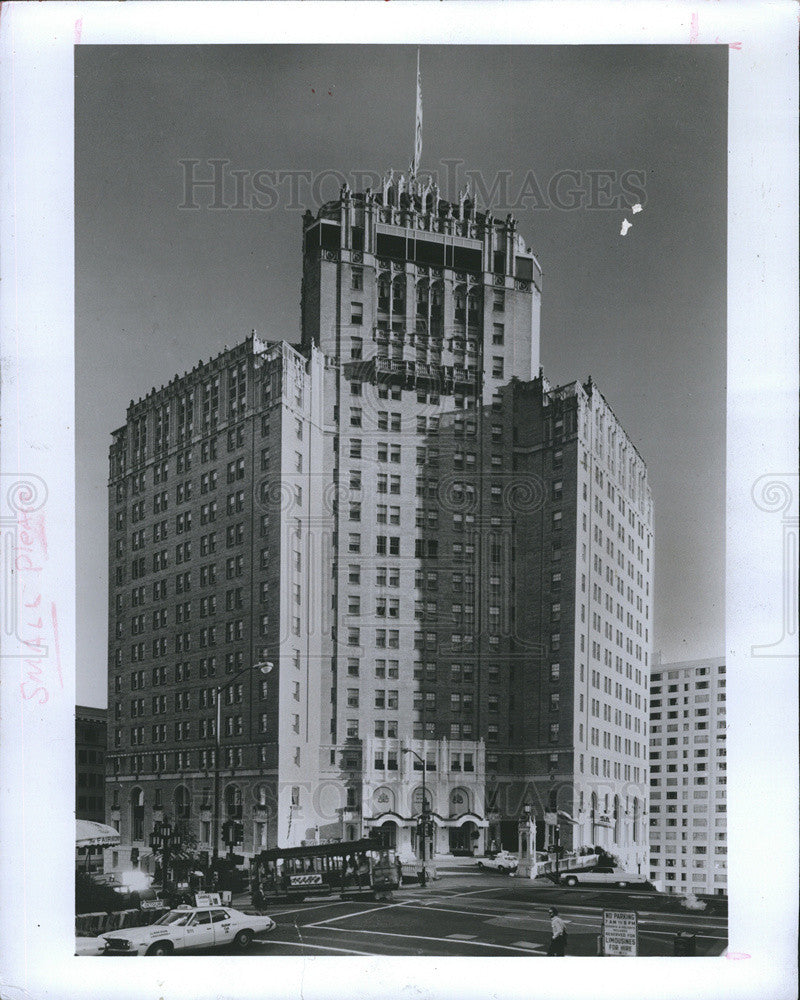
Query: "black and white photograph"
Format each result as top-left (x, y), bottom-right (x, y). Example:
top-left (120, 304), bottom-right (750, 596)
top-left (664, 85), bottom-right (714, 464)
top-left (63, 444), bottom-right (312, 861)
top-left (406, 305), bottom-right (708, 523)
top-left (0, 4), bottom-right (797, 1000)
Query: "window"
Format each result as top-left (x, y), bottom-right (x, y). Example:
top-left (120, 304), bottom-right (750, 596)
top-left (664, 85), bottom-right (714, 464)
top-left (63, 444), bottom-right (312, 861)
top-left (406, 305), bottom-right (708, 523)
top-left (492, 356), bottom-right (504, 379)
top-left (350, 302), bottom-right (363, 325)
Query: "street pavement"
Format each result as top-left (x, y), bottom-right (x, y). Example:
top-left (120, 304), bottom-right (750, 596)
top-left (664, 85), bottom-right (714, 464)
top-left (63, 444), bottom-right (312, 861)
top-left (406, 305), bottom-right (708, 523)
top-left (204, 870), bottom-right (728, 957)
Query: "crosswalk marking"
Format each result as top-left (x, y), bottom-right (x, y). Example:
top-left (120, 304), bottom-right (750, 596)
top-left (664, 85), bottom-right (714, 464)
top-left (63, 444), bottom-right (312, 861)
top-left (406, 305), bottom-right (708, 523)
top-left (310, 924), bottom-right (552, 954)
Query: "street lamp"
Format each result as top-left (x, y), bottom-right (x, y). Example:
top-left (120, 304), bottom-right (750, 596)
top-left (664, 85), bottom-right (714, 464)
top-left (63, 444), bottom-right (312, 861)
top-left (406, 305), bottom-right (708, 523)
top-left (402, 746), bottom-right (429, 888)
top-left (212, 660), bottom-right (273, 862)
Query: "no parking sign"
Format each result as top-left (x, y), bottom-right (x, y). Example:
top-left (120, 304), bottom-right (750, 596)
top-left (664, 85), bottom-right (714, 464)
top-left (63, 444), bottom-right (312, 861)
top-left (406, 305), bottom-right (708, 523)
top-left (601, 909), bottom-right (638, 956)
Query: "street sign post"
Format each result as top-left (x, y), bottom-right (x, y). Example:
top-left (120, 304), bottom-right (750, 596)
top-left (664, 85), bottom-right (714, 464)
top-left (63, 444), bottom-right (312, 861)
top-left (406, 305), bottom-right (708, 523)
top-left (601, 909), bottom-right (638, 956)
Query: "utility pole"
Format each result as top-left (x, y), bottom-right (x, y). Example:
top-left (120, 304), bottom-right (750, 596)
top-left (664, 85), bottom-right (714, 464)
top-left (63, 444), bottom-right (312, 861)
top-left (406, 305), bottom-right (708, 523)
top-left (212, 661), bottom-right (273, 862)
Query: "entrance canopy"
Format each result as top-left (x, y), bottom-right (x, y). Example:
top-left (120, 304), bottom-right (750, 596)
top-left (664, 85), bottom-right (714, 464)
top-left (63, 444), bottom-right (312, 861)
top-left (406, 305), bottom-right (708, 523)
top-left (76, 819), bottom-right (120, 848)
top-left (443, 812), bottom-right (489, 829)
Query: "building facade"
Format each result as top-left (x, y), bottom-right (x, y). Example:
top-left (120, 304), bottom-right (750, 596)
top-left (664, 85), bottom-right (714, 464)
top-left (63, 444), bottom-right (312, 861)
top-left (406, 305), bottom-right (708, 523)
top-left (106, 337), bottom-right (326, 867)
top-left (105, 173), bottom-right (653, 869)
top-left (648, 657), bottom-right (727, 894)
top-left (77, 705), bottom-right (107, 823)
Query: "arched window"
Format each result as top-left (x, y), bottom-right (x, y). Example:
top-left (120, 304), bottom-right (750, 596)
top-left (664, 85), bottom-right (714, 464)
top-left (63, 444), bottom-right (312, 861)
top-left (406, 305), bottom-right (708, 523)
top-left (411, 786), bottom-right (432, 815)
top-left (391, 275), bottom-right (405, 312)
top-left (613, 795), bottom-right (621, 842)
top-left (449, 787), bottom-right (470, 816)
top-left (632, 797), bottom-right (640, 843)
top-left (131, 787), bottom-right (144, 842)
top-left (255, 784), bottom-right (269, 808)
top-left (377, 274), bottom-right (390, 312)
top-left (466, 289), bottom-right (482, 330)
top-left (416, 280), bottom-right (429, 316)
top-left (174, 785), bottom-right (190, 820)
top-left (430, 282), bottom-right (444, 335)
top-left (371, 786), bottom-right (395, 814)
top-left (454, 286), bottom-right (466, 324)
top-left (225, 783), bottom-right (243, 819)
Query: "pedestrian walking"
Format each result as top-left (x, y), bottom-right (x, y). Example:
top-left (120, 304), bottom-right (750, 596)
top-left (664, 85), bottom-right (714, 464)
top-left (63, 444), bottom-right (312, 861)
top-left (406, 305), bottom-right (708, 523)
top-left (546, 907), bottom-right (568, 956)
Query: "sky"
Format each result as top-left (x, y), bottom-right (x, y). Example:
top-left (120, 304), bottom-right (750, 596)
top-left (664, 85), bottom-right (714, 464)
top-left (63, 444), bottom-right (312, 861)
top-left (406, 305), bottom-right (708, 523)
top-left (75, 44), bottom-right (727, 708)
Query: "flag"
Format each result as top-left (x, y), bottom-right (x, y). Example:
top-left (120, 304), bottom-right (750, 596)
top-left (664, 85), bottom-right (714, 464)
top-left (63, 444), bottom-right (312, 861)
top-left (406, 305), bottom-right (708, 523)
top-left (411, 49), bottom-right (422, 178)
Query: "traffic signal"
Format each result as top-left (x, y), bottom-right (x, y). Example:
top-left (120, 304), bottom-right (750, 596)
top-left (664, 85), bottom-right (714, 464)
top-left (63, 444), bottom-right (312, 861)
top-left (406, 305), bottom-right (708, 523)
top-left (223, 820), bottom-right (243, 846)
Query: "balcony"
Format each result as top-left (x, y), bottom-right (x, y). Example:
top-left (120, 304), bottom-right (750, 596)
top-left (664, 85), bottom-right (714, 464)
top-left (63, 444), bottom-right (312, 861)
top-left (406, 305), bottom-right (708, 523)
top-left (343, 356), bottom-right (481, 394)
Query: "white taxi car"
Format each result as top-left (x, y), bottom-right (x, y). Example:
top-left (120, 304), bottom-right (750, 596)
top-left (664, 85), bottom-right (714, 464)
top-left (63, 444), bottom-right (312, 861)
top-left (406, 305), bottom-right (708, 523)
top-left (476, 850), bottom-right (519, 874)
top-left (101, 905), bottom-right (276, 955)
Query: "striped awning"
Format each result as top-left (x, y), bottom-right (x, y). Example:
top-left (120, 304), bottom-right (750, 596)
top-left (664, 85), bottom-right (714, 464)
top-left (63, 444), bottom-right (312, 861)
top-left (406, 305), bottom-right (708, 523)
top-left (76, 819), bottom-right (121, 847)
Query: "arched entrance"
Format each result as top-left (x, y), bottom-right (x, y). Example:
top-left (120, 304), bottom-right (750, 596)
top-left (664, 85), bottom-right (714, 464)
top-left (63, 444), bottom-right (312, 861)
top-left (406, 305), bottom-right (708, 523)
top-left (374, 820), bottom-right (399, 850)
top-left (447, 788), bottom-right (476, 855)
top-left (449, 820), bottom-right (478, 855)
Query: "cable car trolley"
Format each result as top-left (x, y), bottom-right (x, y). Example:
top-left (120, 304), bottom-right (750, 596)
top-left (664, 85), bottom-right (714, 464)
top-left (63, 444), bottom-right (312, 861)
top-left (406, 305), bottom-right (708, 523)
top-left (251, 838), bottom-right (400, 905)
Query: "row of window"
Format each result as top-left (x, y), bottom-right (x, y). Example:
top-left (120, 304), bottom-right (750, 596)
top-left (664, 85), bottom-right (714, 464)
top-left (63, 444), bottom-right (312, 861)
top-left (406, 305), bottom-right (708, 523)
top-left (108, 747), bottom-right (275, 775)
top-left (119, 713), bottom-right (301, 748)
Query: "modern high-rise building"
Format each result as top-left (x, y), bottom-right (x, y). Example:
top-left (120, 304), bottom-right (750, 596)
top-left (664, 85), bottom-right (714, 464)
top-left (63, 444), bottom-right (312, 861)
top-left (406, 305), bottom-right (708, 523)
top-left (105, 173), bottom-right (653, 871)
top-left (648, 657), bottom-right (727, 894)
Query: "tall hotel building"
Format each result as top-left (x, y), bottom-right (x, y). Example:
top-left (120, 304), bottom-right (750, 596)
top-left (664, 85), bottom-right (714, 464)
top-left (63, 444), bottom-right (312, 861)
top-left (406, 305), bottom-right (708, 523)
top-left (106, 175), bottom-right (653, 872)
top-left (648, 657), bottom-right (727, 894)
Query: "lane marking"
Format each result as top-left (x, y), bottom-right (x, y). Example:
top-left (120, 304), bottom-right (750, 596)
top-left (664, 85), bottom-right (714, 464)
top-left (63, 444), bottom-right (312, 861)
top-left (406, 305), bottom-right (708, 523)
top-left (306, 924), bottom-right (550, 954)
top-left (638, 930), bottom-right (729, 941)
top-left (510, 940), bottom-right (547, 952)
top-left (268, 901), bottom-right (352, 918)
top-left (447, 933), bottom-right (478, 940)
top-left (305, 897), bottom-right (419, 926)
top-left (299, 886), bottom-right (500, 928)
top-left (253, 936), bottom-right (373, 956)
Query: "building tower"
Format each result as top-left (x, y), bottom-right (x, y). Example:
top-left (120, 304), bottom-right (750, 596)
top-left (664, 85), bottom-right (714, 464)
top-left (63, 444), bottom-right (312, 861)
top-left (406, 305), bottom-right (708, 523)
top-left (106, 337), bottom-right (327, 867)
top-left (105, 173), bottom-right (653, 871)
top-left (298, 176), bottom-right (544, 854)
top-left (648, 657), bottom-right (727, 894)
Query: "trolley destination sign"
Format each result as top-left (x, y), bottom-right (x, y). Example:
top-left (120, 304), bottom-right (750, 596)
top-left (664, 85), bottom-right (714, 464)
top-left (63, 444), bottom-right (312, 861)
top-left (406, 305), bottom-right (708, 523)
top-left (601, 909), bottom-right (638, 956)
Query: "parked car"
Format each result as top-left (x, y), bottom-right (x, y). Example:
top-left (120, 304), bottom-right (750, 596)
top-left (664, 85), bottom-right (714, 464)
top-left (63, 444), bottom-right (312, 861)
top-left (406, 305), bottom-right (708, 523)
top-left (558, 865), bottom-right (649, 888)
top-left (100, 904), bottom-right (276, 955)
top-left (476, 851), bottom-right (518, 874)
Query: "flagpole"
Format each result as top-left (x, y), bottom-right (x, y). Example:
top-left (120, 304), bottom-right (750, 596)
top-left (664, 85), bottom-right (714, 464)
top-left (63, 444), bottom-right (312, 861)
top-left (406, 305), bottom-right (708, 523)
top-left (411, 48), bottom-right (422, 180)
